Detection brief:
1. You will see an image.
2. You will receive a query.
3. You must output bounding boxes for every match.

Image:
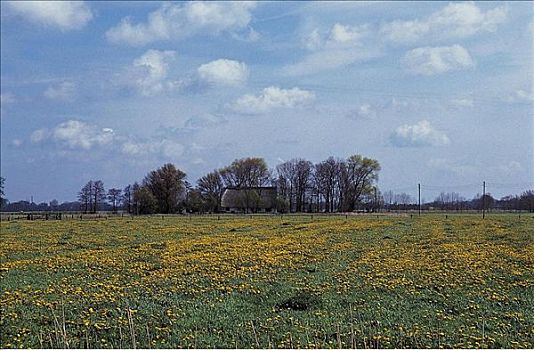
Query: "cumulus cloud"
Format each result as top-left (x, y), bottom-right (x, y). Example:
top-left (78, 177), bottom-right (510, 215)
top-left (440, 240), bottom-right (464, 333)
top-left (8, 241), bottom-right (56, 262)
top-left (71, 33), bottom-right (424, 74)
top-left (44, 81), bottom-right (76, 100)
top-left (390, 120), bottom-right (450, 147)
top-left (402, 45), bottom-right (474, 76)
top-left (106, 2), bottom-right (256, 46)
top-left (329, 23), bottom-right (366, 44)
top-left (232, 86), bottom-right (315, 114)
top-left (381, 2), bottom-right (507, 44)
top-left (131, 49), bottom-right (177, 96)
top-left (31, 120), bottom-right (114, 150)
top-left (5, 1), bottom-right (93, 30)
top-left (288, 23), bottom-right (377, 76)
top-left (197, 59), bottom-right (249, 86)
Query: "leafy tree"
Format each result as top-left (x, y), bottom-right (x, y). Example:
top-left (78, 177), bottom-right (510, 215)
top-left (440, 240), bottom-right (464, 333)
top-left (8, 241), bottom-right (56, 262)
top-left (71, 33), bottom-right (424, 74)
top-left (219, 157), bottom-right (271, 188)
top-left (143, 163), bottom-right (186, 213)
top-left (338, 155), bottom-right (381, 212)
top-left (219, 157), bottom-right (271, 213)
top-left (134, 186), bottom-right (157, 214)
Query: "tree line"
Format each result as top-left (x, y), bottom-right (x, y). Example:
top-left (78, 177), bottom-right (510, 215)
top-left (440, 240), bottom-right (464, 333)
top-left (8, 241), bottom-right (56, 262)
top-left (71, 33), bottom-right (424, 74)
top-left (1, 160), bottom-right (533, 213)
top-left (77, 155), bottom-right (381, 214)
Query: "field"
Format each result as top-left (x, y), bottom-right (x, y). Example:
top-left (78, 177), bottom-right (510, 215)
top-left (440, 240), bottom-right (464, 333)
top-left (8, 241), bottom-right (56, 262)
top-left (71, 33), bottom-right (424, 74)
top-left (0, 215), bottom-right (533, 348)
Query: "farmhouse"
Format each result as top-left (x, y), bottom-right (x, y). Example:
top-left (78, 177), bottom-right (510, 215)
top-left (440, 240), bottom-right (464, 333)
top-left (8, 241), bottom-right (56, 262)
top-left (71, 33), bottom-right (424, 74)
top-left (220, 186), bottom-right (277, 213)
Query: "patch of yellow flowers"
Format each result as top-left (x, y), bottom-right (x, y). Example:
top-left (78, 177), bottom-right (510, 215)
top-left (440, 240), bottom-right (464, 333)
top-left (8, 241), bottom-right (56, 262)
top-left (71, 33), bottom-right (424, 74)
top-left (0, 215), bottom-right (532, 348)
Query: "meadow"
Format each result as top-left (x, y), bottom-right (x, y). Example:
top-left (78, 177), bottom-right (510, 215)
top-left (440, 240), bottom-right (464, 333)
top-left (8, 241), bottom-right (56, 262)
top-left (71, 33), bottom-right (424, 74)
top-left (0, 214), bottom-right (532, 348)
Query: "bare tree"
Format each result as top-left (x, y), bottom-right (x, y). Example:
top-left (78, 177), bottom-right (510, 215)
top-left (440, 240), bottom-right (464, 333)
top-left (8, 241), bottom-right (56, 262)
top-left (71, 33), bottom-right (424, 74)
top-left (0, 177), bottom-right (6, 209)
top-left (92, 180), bottom-right (105, 213)
top-left (78, 181), bottom-right (93, 213)
top-left (131, 182), bottom-right (140, 215)
top-left (395, 192), bottom-right (413, 211)
top-left (276, 160), bottom-right (297, 212)
top-left (107, 188), bottom-right (122, 213)
top-left (314, 157), bottom-right (341, 212)
top-left (383, 190), bottom-right (394, 210)
top-left (122, 184), bottom-right (132, 214)
top-left (197, 170), bottom-right (224, 212)
top-left (294, 159), bottom-right (313, 212)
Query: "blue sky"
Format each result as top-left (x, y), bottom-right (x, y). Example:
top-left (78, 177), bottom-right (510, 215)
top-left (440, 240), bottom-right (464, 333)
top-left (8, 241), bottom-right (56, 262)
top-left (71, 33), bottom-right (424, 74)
top-left (1, 1), bottom-right (533, 203)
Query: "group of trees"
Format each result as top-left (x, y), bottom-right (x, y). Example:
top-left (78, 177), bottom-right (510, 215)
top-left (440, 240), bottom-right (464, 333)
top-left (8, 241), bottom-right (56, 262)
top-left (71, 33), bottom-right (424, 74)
top-left (77, 180), bottom-right (126, 214)
top-left (276, 155), bottom-right (381, 213)
top-left (2, 160), bottom-right (534, 213)
top-left (73, 155), bottom-right (380, 214)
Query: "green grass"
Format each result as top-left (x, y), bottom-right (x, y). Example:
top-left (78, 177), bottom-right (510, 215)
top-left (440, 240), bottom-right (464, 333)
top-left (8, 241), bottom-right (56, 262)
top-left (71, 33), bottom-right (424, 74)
top-left (0, 214), bottom-right (533, 348)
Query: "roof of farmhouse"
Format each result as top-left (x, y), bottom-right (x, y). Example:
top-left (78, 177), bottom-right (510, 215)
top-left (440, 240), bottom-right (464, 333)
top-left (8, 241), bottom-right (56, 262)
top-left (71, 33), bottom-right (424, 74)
top-left (221, 187), bottom-right (277, 209)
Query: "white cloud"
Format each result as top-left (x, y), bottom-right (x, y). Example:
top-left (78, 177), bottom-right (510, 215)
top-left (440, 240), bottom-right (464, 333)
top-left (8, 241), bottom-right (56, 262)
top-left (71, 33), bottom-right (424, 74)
top-left (506, 89), bottom-right (534, 103)
top-left (44, 81), bottom-right (76, 100)
top-left (1, 93), bottom-right (16, 117)
top-left (329, 23), bottom-right (365, 44)
top-left (288, 23), bottom-right (376, 75)
top-left (12, 139), bottom-right (23, 147)
top-left (451, 97), bottom-right (474, 107)
top-left (197, 59), bottom-right (249, 86)
top-left (6, 1), bottom-right (93, 31)
top-left (304, 29), bottom-right (323, 50)
top-left (30, 129), bottom-right (50, 143)
top-left (106, 2), bottom-right (256, 46)
top-left (348, 103), bottom-right (377, 120)
top-left (427, 158), bottom-right (477, 177)
top-left (390, 120), bottom-right (450, 147)
top-left (284, 47), bottom-right (379, 76)
top-left (183, 114), bottom-right (227, 130)
top-left (121, 139), bottom-right (184, 159)
top-left (31, 120), bottom-right (114, 150)
top-left (381, 2), bottom-right (507, 44)
top-left (232, 86), bottom-right (315, 114)
top-left (132, 49), bottom-right (177, 96)
top-left (499, 161), bottom-right (522, 176)
top-left (402, 45), bottom-right (474, 76)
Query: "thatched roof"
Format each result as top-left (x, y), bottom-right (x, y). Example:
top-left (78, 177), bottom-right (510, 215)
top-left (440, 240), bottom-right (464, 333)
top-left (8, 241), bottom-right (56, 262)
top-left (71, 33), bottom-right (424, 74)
top-left (221, 187), bottom-right (277, 209)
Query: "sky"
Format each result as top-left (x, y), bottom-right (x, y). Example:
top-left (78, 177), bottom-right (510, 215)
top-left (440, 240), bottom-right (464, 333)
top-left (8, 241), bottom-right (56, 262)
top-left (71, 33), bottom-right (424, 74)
top-left (1, 1), bottom-right (533, 203)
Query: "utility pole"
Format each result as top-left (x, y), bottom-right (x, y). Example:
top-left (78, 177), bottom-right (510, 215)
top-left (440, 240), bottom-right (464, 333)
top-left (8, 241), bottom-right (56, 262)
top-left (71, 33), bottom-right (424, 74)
top-left (482, 181), bottom-right (486, 219)
top-left (418, 183), bottom-right (421, 216)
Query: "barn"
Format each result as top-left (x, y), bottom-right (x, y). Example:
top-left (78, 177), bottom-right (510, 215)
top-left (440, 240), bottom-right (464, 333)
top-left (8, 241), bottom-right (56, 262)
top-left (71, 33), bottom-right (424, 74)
top-left (220, 187), bottom-right (277, 213)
